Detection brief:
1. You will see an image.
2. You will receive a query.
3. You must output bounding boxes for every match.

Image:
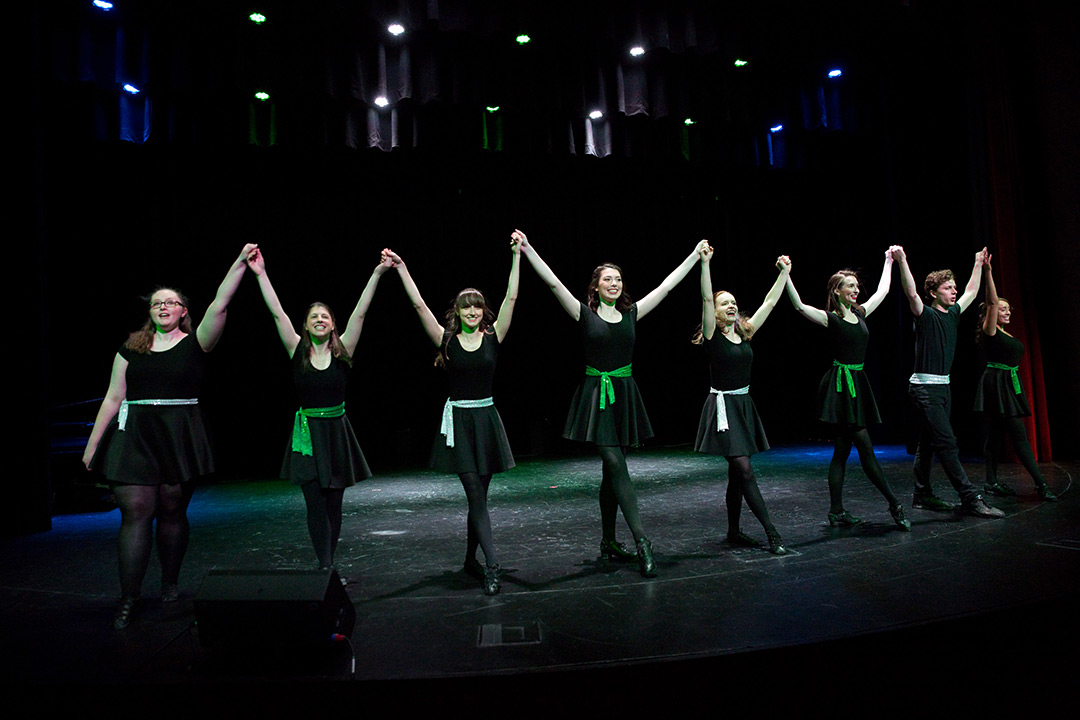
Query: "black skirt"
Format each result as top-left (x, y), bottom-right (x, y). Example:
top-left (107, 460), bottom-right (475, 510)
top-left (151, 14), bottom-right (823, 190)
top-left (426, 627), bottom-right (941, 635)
top-left (95, 404), bottom-right (213, 485)
top-left (281, 415), bottom-right (372, 489)
top-left (816, 366), bottom-right (882, 426)
top-left (430, 404), bottom-right (516, 475)
top-left (695, 393), bottom-right (769, 457)
top-left (973, 368), bottom-right (1031, 417)
top-left (563, 375), bottom-right (654, 447)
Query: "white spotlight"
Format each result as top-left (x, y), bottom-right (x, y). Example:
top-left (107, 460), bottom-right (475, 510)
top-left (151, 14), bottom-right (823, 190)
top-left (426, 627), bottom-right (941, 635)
top-left (770, 124), bottom-right (783, 133)
top-left (630, 46), bottom-right (645, 57)
top-left (123, 84), bottom-right (141, 95)
top-left (828, 69), bottom-right (843, 78)
top-left (589, 110), bottom-right (603, 120)
top-left (388, 23), bottom-right (405, 36)
top-left (374, 96), bottom-right (389, 107)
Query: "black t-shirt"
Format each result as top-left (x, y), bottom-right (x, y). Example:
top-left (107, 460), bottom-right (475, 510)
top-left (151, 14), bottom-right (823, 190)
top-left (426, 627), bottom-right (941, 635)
top-left (913, 304), bottom-right (961, 375)
top-left (119, 334), bottom-right (206, 399)
top-left (444, 333), bottom-right (498, 400)
top-left (578, 301), bottom-right (636, 371)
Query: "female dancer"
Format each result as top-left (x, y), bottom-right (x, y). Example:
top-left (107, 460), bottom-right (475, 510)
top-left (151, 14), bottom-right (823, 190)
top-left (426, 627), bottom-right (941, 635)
top-left (519, 231), bottom-right (709, 577)
top-left (246, 248), bottom-right (391, 572)
top-left (693, 247), bottom-right (790, 554)
top-left (784, 250), bottom-right (911, 530)
top-left (83, 244), bottom-right (256, 629)
top-left (382, 236), bottom-right (521, 595)
top-left (974, 259), bottom-right (1056, 501)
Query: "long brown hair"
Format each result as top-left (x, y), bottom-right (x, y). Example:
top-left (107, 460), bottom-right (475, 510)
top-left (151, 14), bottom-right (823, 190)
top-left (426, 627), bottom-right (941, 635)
top-left (975, 297), bottom-right (1010, 346)
top-left (436, 288), bottom-right (495, 368)
top-left (586, 263), bottom-right (634, 313)
top-left (297, 302), bottom-right (352, 370)
top-left (124, 287), bottom-right (194, 354)
top-left (691, 290), bottom-right (755, 344)
top-left (826, 270), bottom-right (865, 316)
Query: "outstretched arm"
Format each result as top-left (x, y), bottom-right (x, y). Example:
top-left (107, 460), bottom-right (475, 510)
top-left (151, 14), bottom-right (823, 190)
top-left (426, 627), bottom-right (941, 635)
top-left (747, 255), bottom-right (792, 332)
top-left (700, 242), bottom-right (717, 340)
top-left (196, 243), bottom-right (257, 352)
top-left (861, 247), bottom-right (896, 318)
top-left (493, 233), bottom-right (523, 343)
top-left (892, 246), bottom-right (923, 317)
top-left (81, 354), bottom-right (129, 470)
top-left (516, 230), bottom-right (581, 321)
top-left (784, 260), bottom-right (828, 327)
top-left (637, 239), bottom-right (711, 320)
top-left (384, 249), bottom-right (444, 347)
top-left (339, 255), bottom-right (394, 357)
top-left (957, 247), bottom-right (989, 313)
top-left (981, 257), bottom-right (999, 336)
top-left (246, 248), bottom-right (302, 357)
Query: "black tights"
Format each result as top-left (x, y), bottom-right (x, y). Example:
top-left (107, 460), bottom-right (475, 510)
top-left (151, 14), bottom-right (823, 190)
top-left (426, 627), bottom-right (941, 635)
top-left (828, 426), bottom-right (899, 513)
top-left (113, 482), bottom-right (195, 598)
top-left (301, 481), bottom-right (344, 569)
top-left (982, 415), bottom-right (1047, 488)
top-left (460, 472), bottom-right (496, 567)
top-left (598, 445), bottom-right (646, 543)
top-left (725, 456), bottom-right (777, 537)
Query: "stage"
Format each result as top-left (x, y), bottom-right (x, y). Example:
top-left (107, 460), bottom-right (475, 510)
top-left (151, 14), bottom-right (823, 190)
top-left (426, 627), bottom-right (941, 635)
top-left (2, 445), bottom-right (1076, 712)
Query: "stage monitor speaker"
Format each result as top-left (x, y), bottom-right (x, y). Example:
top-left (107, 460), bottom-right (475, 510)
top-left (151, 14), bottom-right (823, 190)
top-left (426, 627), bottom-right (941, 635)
top-left (194, 568), bottom-right (356, 648)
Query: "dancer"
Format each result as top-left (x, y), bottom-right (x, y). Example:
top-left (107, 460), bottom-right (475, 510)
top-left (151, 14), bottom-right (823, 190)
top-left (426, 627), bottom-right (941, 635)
top-left (974, 258), bottom-right (1056, 501)
top-left (382, 236), bottom-right (521, 595)
top-left (246, 248), bottom-right (390, 572)
top-left (784, 250), bottom-right (911, 530)
top-left (519, 230), bottom-right (709, 577)
top-left (892, 245), bottom-right (1004, 517)
top-left (82, 244), bottom-right (257, 629)
top-left (694, 247), bottom-right (791, 554)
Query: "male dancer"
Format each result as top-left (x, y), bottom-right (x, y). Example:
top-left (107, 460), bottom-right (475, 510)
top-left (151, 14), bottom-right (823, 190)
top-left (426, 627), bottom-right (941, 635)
top-left (892, 246), bottom-right (1004, 518)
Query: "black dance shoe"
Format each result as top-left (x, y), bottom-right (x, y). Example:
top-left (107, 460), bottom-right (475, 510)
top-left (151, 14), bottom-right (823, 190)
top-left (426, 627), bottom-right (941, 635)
top-left (889, 504), bottom-right (912, 531)
top-left (827, 510), bottom-right (863, 527)
top-left (600, 538), bottom-right (638, 563)
top-left (962, 496), bottom-right (1005, 519)
top-left (984, 481), bottom-right (1017, 497)
top-left (1036, 483), bottom-right (1059, 502)
top-left (726, 530), bottom-right (760, 548)
top-left (483, 564), bottom-right (501, 596)
top-left (113, 595), bottom-right (139, 630)
top-left (464, 557), bottom-right (485, 579)
top-left (635, 537), bottom-right (657, 577)
top-left (912, 494), bottom-right (953, 511)
top-left (766, 530), bottom-right (788, 556)
top-left (161, 583), bottom-right (180, 603)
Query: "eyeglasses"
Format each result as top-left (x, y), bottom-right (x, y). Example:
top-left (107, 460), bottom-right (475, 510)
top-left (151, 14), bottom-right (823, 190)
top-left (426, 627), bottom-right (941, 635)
top-left (149, 299), bottom-right (185, 309)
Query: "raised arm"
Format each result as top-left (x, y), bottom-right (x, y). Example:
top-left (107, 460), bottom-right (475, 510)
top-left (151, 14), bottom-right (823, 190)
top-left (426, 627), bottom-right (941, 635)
top-left (339, 255), bottom-right (394, 357)
top-left (516, 230), bottom-right (581, 321)
top-left (957, 247), bottom-right (989, 313)
top-left (747, 255), bottom-right (792, 332)
top-left (637, 239), bottom-right (710, 320)
top-left (81, 354), bottom-right (129, 470)
top-left (892, 246), bottom-right (923, 317)
top-left (861, 248), bottom-right (896, 318)
top-left (981, 257), bottom-right (1000, 336)
top-left (246, 248), bottom-right (301, 357)
top-left (493, 233), bottom-right (523, 343)
top-left (700, 242), bottom-right (717, 340)
top-left (384, 249), bottom-right (444, 347)
top-left (784, 260), bottom-right (828, 327)
top-left (196, 243), bottom-right (257, 352)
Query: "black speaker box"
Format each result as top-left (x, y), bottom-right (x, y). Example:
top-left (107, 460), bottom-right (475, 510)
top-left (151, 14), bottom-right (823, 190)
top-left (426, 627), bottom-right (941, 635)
top-left (194, 568), bottom-right (356, 648)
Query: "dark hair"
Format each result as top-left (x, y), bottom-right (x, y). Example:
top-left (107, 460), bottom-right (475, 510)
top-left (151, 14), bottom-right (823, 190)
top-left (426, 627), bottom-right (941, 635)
top-left (691, 290), bottom-right (755, 344)
top-left (975, 297), bottom-right (1011, 346)
top-left (586, 263), bottom-right (634, 313)
top-left (826, 270), bottom-right (865, 316)
top-left (436, 289), bottom-right (495, 368)
top-left (297, 302), bottom-right (352, 370)
top-left (923, 269), bottom-right (955, 300)
top-left (124, 287), bottom-right (194, 354)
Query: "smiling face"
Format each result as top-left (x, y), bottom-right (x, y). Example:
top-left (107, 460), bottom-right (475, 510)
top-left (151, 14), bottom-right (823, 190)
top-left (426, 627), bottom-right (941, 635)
top-left (148, 288), bottom-right (188, 332)
top-left (714, 291), bottom-right (738, 323)
top-left (304, 303), bottom-right (336, 340)
top-left (457, 304), bottom-right (484, 331)
top-left (997, 299), bottom-right (1012, 325)
top-left (597, 268), bottom-right (623, 303)
top-left (835, 275), bottom-right (860, 307)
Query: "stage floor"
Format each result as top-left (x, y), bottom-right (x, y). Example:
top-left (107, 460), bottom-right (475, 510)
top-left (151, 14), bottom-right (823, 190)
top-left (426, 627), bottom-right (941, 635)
top-left (3, 446), bottom-right (1077, 712)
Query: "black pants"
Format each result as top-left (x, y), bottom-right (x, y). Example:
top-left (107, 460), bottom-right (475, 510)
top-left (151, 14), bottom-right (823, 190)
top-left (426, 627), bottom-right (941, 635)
top-left (908, 383), bottom-right (978, 505)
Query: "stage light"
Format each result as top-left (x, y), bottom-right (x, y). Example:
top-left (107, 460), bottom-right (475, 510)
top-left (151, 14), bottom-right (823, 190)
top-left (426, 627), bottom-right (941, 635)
top-left (388, 23), bottom-right (405, 36)
top-left (630, 46), bottom-right (645, 57)
top-left (734, 59), bottom-right (749, 67)
top-left (516, 34), bottom-right (531, 45)
top-left (486, 106), bottom-right (500, 113)
top-left (589, 110), bottom-right (603, 120)
top-left (828, 69), bottom-right (843, 78)
top-left (122, 84), bottom-right (140, 95)
top-left (93, 1), bottom-right (114, 10)
top-left (374, 96), bottom-right (389, 107)
top-left (249, 13), bottom-right (266, 24)
top-left (770, 124), bottom-right (783, 133)
top-left (255, 92), bottom-right (269, 101)
top-left (684, 118), bottom-right (696, 125)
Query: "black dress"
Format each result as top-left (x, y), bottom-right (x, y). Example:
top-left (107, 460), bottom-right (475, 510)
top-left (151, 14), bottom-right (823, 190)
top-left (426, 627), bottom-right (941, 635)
top-left (280, 352), bottom-right (372, 489)
top-left (95, 335), bottom-right (213, 485)
top-left (973, 331), bottom-right (1031, 417)
top-left (816, 309), bottom-right (882, 427)
top-left (429, 334), bottom-right (516, 475)
top-left (563, 302), bottom-right (654, 447)
top-left (694, 331), bottom-right (769, 457)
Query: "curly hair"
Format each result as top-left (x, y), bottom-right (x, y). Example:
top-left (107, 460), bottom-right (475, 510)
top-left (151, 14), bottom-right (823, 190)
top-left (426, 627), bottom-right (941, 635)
top-left (436, 288), bottom-right (495, 368)
top-left (923, 269), bottom-right (955, 300)
top-left (586, 263), bottom-right (634, 313)
top-left (124, 287), bottom-right (194, 354)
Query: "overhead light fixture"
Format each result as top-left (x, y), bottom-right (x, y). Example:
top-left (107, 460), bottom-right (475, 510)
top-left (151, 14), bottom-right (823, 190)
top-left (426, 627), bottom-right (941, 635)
top-left (734, 59), bottom-right (749, 67)
top-left (516, 34), bottom-right (531, 45)
top-left (388, 23), bottom-right (405, 36)
top-left (374, 96), bottom-right (389, 107)
top-left (589, 110), bottom-right (603, 120)
top-left (249, 13), bottom-right (266, 24)
top-left (630, 46), bottom-right (645, 57)
top-left (122, 84), bottom-right (140, 95)
top-left (255, 92), bottom-right (270, 101)
top-left (770, 124), bottom-right (783, 133)
top-left (828, 69), bottom-right (843, 78)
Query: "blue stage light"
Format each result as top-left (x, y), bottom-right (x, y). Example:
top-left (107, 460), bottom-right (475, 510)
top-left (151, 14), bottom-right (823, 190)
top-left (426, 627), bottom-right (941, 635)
top-left (123, 84), bottom-right (140, 94)
top-left (828, 69), bottom-right (843, 78)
